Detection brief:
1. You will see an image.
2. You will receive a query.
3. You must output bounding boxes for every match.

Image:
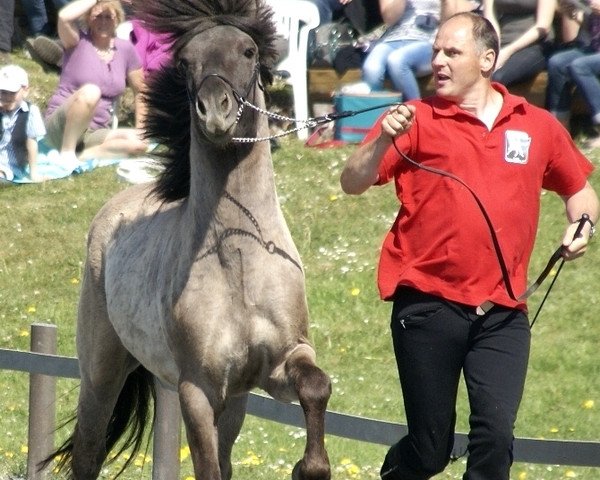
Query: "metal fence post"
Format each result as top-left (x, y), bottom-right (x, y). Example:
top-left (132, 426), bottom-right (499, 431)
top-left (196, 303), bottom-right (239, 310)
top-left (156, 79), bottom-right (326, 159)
top-left (27, 323), bottom-right (57, 480)
top-left (152, 381), bottom-right (181, 480)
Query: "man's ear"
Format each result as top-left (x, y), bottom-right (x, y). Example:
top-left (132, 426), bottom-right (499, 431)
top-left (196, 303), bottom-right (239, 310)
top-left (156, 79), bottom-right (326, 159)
top-left (480, 48), bottom-right (496, 75)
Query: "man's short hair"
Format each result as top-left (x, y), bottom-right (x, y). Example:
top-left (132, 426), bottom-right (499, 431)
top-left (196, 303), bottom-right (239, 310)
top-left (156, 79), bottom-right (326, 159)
top-left (448, 12), bottom-right (499, 65)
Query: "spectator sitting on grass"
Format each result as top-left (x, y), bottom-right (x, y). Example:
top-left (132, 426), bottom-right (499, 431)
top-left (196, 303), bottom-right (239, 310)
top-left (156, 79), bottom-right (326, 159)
top-left (0, 65), bottom-right (47, 183)
top-left (44, 0), bottom-right (147, 165)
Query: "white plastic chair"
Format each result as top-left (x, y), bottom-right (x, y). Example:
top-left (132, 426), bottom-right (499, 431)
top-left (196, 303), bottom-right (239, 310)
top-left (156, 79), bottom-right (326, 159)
top-left (110, 21), bottom-right (135, 129)
top-left (265, 0), bottom-right (320, 140)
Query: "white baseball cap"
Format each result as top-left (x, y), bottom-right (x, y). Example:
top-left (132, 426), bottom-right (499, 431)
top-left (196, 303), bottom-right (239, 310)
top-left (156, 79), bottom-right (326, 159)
top-left (0, 65), bottom-right (29, 93)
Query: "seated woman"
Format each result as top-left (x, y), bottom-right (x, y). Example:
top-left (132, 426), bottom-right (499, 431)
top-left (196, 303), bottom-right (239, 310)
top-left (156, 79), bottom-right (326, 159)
top-left (361, 0), bottom-right (441, 100)
top-left (44, 0), bottom-right (147, 163)
top-left (361, 0), bottom-right (475, 99)
top-left (546, 0), bottom-right (600, 145)
top-left (483, 0), bottom-right (556, 86)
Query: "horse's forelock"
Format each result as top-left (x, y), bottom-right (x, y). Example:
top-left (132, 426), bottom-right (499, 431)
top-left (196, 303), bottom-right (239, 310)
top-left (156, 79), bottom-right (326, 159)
top-left (133, 0), bottom-right (277, 59)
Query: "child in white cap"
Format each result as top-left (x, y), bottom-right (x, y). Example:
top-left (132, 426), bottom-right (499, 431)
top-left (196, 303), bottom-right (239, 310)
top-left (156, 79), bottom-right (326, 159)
top-left (0, 64), bottom-right (47, 182)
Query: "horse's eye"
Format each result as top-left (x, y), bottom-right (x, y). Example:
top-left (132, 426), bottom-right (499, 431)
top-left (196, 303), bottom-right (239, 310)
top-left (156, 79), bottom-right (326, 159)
top-left (244, 48), bottom-right (256, 59)
top-left (177, 59), bottom-right (188, 73)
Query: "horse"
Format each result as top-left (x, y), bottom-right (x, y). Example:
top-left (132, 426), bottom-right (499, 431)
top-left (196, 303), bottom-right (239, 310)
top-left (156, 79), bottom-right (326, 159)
top-left (42, 0), bottom-right (332, 478)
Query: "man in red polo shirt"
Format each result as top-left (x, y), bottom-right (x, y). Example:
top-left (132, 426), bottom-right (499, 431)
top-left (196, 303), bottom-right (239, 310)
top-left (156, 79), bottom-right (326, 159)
top-left (340, 11), bottom-right (599, 480)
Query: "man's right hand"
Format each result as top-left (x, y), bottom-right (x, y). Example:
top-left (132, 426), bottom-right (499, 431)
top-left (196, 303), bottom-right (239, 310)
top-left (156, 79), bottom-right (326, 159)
top-left (381, 103), bottom-right (416, 140)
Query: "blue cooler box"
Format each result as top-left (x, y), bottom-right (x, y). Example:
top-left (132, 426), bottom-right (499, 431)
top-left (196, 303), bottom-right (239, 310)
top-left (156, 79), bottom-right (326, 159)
top-left (333, 92), bottom-right (403, 143)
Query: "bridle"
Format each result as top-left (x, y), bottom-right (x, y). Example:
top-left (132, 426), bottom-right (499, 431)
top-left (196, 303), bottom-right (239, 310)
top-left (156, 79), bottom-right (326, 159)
top-left (193, 62), bottom-right (261, 125)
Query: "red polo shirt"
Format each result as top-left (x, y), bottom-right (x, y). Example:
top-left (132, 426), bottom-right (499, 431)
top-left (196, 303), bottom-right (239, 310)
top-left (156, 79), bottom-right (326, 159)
top-left (365, 83), bottom-right (594, 309)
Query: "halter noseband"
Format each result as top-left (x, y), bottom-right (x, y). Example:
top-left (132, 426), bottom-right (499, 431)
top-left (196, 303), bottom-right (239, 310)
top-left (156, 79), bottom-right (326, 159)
top-left (193, 63), bottom-right (262, 126)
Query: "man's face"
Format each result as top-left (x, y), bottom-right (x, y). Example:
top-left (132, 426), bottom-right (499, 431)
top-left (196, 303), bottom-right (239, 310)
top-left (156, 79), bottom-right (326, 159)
top-left (431, 17), bottom-right (488, 101)
top-left (0, 87), bottom-right (27, 113)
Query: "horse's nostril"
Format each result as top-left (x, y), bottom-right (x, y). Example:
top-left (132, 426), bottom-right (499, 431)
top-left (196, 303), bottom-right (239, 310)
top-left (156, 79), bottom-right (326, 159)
top-left (197, 99), bottom-right (207, 116)
top-left (221, 93), bottom-right (230, 111)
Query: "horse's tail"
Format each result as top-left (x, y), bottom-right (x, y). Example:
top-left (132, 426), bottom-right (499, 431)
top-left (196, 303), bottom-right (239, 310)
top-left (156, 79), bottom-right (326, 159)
top-left (40, 365), bottom-right (156, 478)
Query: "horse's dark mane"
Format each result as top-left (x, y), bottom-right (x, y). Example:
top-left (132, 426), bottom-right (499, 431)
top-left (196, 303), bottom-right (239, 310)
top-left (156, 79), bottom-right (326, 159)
top-left (135, 0), bottom-right (279, 201)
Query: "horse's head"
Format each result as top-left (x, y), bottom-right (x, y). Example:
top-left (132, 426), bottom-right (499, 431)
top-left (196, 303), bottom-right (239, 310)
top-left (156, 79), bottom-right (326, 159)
top-left (179, 25), bottom-right (262, 145)
top-left (136, 0), bottom-right (280, 200)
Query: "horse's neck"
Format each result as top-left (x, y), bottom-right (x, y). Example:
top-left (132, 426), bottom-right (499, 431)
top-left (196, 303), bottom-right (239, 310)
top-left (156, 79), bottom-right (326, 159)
top-left (187, 134), bottom-right (279, 223)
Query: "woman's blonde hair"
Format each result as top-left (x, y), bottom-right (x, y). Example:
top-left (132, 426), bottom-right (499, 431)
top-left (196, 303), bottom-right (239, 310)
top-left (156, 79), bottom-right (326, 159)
top-left (85, 0), bottom-right (126, 28)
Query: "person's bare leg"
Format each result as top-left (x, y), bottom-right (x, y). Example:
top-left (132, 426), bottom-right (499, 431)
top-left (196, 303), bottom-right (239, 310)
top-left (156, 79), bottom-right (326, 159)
top-left (60, 84), bottom-right (102, 161)
top-left (79, 129), bottom-right (148, 160)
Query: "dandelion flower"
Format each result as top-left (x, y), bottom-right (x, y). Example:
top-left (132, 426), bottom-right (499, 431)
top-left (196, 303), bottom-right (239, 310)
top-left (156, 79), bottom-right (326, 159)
top-left (19, 330), bottom-right (29, 337)
top-left (134, 453), bottom-right (151, 467)
top-left (350, 287), bottom-right (360, 296)
top-left (180, 445), bottom-right (191, 461)
top-left (71, 278), bottom-right (80, 284)
top-left (20, 445), bottom-right (28, 454)
top-left (518, 472), bottom-right (527, 480)
top-left (329, 194), bottom-right (338, 201)
top-left (240, 451), bottom-right (262, 466)
top-left (582, 399), bottom-right (594, 409)
top-left (565, 470), bottom-right (577, 478)
top-left (27, 306), bottom-right (36, 313)
top-left (550, 427), bottom-right (559, 433)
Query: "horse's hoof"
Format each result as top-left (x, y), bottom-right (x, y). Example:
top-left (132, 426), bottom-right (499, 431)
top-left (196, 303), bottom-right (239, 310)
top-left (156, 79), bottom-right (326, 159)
top-left (291, 460), bottom-right (331, 480)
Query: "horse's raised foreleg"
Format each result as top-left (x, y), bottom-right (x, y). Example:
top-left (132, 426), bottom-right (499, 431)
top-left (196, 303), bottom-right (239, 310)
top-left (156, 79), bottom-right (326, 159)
top-left (218, 393), bottom-right (249, 480)
top-left (179, 379), bottom-right (223, 480)
top-left (286, 346), bottom-right (332, 480)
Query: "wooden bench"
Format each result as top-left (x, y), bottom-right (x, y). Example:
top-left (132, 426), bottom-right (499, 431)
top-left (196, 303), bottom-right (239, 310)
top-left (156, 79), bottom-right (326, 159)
top-left (308, 67), bottom-right (587, 115)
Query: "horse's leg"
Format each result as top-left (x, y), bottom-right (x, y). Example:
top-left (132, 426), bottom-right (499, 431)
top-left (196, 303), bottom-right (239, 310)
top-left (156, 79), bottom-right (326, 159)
top-left (269, 345), bottom-right (332, 480)
top-left (218, 393), bottom-right (249, 480)
top-left (70, 271), bottom-right (135, 479)
top-left (71, 363), bottom-right (131, 479)
top-left (179, 379), bottom-right (223, 480)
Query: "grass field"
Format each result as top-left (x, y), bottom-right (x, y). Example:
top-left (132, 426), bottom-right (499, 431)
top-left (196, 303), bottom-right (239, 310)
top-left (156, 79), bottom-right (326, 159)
top-left (0, 51), bottom-right (598, 479)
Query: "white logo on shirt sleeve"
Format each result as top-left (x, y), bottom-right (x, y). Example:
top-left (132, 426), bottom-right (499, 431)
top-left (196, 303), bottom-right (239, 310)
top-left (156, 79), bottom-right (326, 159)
top-left (504, 130), bottom-right (531, 164)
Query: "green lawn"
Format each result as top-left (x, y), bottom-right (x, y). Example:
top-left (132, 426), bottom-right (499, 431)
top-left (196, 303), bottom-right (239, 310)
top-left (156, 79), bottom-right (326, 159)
top-left (0, 50), bottom-right (598, 479)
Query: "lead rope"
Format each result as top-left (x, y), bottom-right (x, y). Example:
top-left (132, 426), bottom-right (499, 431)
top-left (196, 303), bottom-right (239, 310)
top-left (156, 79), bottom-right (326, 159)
top-left (232, 97), bottom-right (402, 143)
top-left (391, 138), bottom-right (591, 325)
top-left (232, 99), bottom-right (324, 142)
top-left (528, 216), bottom-right (588, 327)
top-left (230, 93), bottom-right (583, 323)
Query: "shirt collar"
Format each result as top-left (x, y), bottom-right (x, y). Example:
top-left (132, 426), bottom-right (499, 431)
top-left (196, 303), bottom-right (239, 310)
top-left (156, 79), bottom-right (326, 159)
top-left (429, 82), bottom-right (526, 120)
